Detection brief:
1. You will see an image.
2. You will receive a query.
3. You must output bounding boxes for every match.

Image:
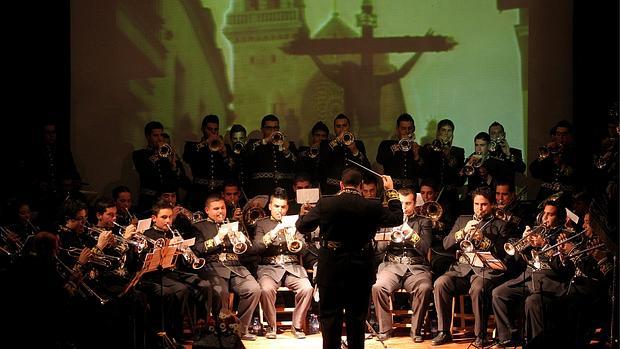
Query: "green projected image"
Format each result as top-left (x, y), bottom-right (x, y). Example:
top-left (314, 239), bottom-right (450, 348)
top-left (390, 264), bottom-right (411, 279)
top-left (71, 0), bottom-right (526, 194)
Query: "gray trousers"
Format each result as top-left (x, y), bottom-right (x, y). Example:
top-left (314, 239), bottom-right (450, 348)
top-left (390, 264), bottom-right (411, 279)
top-left (371, 268), bottom-right (433, 334)
top-left (258, 272), bottom-right (314, 329)
top-left (207, 273), bottom-right (261, 333)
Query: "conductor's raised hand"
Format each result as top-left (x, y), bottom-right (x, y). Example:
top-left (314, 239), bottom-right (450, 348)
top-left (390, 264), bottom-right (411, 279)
top-left (381, 175), bottom-right (394, 190)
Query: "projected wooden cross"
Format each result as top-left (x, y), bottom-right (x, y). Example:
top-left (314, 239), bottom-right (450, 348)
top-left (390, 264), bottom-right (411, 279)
top-left (282, 0), bottom-right (457, 129)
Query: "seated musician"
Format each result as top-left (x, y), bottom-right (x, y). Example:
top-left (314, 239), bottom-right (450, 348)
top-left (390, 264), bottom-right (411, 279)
top-left (491, 199), bottom-right (574, 348)
top-left (191, 194), bottom-right (260, 341)
top-left (432, 188), bottom-right (509, 346)
top-left (254, 188), bottom-right (313, 339)
top-left (371, 187), bottom-right (432, 343)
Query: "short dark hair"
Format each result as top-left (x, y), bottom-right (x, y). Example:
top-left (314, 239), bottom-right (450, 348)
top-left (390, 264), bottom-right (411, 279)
top-left (437, 119), bottom-right (455, 131)
top-left (474, 132), bottom-right (491, 143)
top-left (341, 167), bottom-right (362, 187)
top-left (552, 120), bottom-right (573, 134)
top-left (362, 175), bottom-right (378, 186)
top-left (61, 199), bottom-right (87, 222)
top-left (112, 185), bottom-right (131, 201)
top-left (311, 121), bottom-right (329, 135)
top-left (495, 180), bottom-right (515, 193)
top-left (144, 121), bottom-right (164, 137)
top-left (261, 114), bottom-right (279, 128)
top-left (271, 187), bottom-right (288, 202)
top-left (222, 179), bottom-right (240, 191)
top-left (396, 113), bottom-right (415, 130)
top-left (420, 178), bottom-right (439, 192)
top-left (293, 173), bottom-right (313, 186)
top-left (201, 114), bottom-right (220, 129)
top-left (488, 121), bottom-right (504, 133)
top-left (334, 113), bottom-right (350, 127)
top-left (205, 193), bottom-right (224, 208)
top-left (398, 187), bottom-right (414, 197)
top-left (543, 199), bottom-right (567, 223)
top-left (93, 198), bottom-right (116, 215)
top-left (230, 124), bottom-right (246, 134)
top-left (152, 200), bottom-right (174, 216)
top-left (471, 187), bottom-right (495, 204)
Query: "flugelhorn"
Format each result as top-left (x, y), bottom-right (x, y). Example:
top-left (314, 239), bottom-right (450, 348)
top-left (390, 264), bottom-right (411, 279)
top-left (390, 228), bottom-right (420, 245)
top-left (283, 226), bottom-right (304, 253)
top-left (166, 224), bottom-right (205, 269)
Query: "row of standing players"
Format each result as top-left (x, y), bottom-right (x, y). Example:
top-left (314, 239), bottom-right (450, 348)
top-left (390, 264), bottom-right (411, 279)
top-left (3, 167), bottom-right (615, 349)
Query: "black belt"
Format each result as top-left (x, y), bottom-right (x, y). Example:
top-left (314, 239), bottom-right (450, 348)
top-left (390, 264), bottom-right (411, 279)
top-left (205, 253), bottom-right (239, 263)
top-left (386, 253), bottom-right (425, 265)
top-left (261, 255), bottom-right (299, 265)
top-left (320, 240), bottom-right (372, 251)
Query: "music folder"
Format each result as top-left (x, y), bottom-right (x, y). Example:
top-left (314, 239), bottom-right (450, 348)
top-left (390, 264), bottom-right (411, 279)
top-left (121, 245), bottom-right (179, 295)
top-left (463, 251), bottom-right (506, 271)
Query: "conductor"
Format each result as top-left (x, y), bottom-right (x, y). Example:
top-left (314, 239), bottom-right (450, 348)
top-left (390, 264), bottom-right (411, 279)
top-left (296, 168), bottom-right (403, 349)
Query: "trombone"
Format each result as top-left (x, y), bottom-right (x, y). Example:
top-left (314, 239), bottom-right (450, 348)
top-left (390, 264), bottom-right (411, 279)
top-left (531, 229), bottom-right (585, 263)
top-left (60, 247), bottom-right (123, 269)
top-left (416, 201), bottom-right (443, 222)
top-left (55, 255), bottom-right (109, 305)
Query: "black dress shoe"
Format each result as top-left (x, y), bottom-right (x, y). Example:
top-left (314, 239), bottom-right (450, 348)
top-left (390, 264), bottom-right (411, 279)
top-left (410, 331), bottom-right (424, 343)
top-left (431, 332), bottom-right (453, 345)
top-left (490, 339), bottom-right (518, 348)
top-left (474, 336), bottom-right (492, 347)
top-left (376, 330), bottom-right (391, 341)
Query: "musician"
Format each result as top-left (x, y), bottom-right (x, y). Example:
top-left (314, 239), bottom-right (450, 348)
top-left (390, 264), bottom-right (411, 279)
top-left (140, 201), bottom-right (214, 347)
top-left (229, 124), bottom-right (249, 190)
top-left (420, 119), bottom-right (465, 206)
top-left (297, 121), bottom-right (329, 183)
top-left (491, 199), bottom-right (574, 348)
top-left (191, 194), bottom-right (261, 341)
top-left (245, 114), bottom-right (297, 197)
top-left (461, 132), bottom-right (495, 193)
top-left (296, 168), bottom-right (403, 349)
top-left (529, 120), bottom-right (578, 200)
top-left (361, 175), bottom-right (379, 199)
top-left (287, 173), bottom-right (313, 215)
top-left (376, 113), bottom-right (423, 189)
top-left (222, 180), bottom-right (245, 222)
top-left (494, 180), bottom-right (532, 239)
top-left (432, 188), bottom-right (509, 346)
top-left (419, 179), bottom-right (456, 278)
top-left (112, 185), bottom-right (138, 227)
top-left (319, 114), bottom-right (371, 195)
top-left (253, 188), bottom-right (313, 339)
top-left (58, 199), bottom-right (112, 251)
top-left (183, 114), bottom-right (233, 210)
top-left (487, 121), bottom-right (526, 182)
top-left (132, 121), bottom-right (183, 212)
top-left (371, 187), bottom-right (432, 342)
top-left (158, 187), bottom-right (193, 238)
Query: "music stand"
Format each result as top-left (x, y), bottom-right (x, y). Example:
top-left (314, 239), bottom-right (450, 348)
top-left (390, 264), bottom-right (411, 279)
top-left (122, 244), bottom-right (179, 348)
top-left (462, 251), bottom-right (505, 349)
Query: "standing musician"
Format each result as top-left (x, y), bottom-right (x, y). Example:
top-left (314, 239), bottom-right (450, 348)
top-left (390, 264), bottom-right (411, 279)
top-left (487, 122), bottom-right (526, 183)
top-left (420, 119), bottom-right (465, 206)
top-left (245, 114), bottom-right (297, 197)
top-left (319, 114), bottom-right (371, 195)
top-left (191, 194), bottom-right (261, 341)
top-left (432, 188), bottom-right (509, 346)
top-left (229, 124), bottom-right (249, 190)
top-left (371, 187), bottom-right (433, 343)
top-left (254, 188), bottom-right (313, 339)
top-left (297, 121), bottom-right (329, 183)
top-left (138, 201), bottom-right (214, 347)
top-left (491, 199), bottom-right (574, 348)
top-left (183, 114), bottom-right (232, 211)
top-left (376, 113), bottom-right (423, 190)
top-left (296, 168), bottom-right (403, 349)
top-left (132, 121), bottom-right (183, 212)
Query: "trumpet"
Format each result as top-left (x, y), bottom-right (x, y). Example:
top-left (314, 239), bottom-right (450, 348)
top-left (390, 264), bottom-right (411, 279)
top-left (158, 143), bottom-right (173, 158)
top-left (462, 152), bottom-right (486, 176)
top-left (86, 225), bottom-right (130, 254)
top-left (60, 247), bottom-right (123, 269)
top-left (398, 134), bottom-right (414, 152)
top-left (271, 131), bottom-right (285, 146)
top-left (537, 143), bottom-right (562, 160)
top-left (166, 224), bottom-right (205, 269)
top-left (228, 229), bottom-right (249, 255)
top-left (232, 140), bottom-right (246, 154)
top-left (55, 255), bottom-right (109, 305)
top-left (417, 201), bottom-right (443, 222)
top-left (459, 215), bottom-right (493, 252)
top-left (342, 131), bottom-right (355, 146)
top-left (112, 221), bottom-right (163, 252)
top-left (283, 226), bottom-right (304, 253)
top-left (308, 145), bottom-right (320, 159)
top-left (503, 225), bottom-right (547, 256)
top-left (390, 228), bottom-right (420, 245)
top-left (488, 135), bottom-right (505, 152)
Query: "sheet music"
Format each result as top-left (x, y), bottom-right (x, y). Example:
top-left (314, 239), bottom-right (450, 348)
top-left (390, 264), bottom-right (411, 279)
top-left (219, 221), bottom-right (239, 233)
top-left (296, 188), bottom-right (320, 204)
top-left (136, 218), bottom-right (152, 233)
top-left (282, 215), bottom-right (299, 227)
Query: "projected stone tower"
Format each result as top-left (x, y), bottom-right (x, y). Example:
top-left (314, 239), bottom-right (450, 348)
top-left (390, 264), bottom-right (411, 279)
top-left (223, 0), bottom-right (312, 140)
